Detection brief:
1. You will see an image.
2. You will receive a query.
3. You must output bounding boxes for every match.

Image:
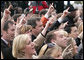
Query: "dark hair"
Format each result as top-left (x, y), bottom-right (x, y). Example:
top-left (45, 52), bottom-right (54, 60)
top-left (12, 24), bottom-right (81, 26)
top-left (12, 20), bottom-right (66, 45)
top-left (65, 5), bottom-right (77, 12)
top-left (46, 30), bottom-right (56, 43)
top-left (64, 24), bottom-right (76, 33)
top-left (39, 9), bottom-right (47, 17)
top-left (27, 17), bottom-right (41, 28)
top-left (12, 14), bottom-right (21, 22)
top-left (3, 21), bottom-right (14, 31)
top-left (73, 16), bottom-right (79, 23)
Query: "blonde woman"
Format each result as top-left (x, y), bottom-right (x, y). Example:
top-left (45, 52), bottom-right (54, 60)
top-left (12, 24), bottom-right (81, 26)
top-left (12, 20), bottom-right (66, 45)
top-left (38, 43), bottom-right (63, 59)
top-left (78, 22), bottom-right (83, 34)
top-left (12, 16), bottom-right (53, 59)
top-left (12, 34), bottom-right (36, 59)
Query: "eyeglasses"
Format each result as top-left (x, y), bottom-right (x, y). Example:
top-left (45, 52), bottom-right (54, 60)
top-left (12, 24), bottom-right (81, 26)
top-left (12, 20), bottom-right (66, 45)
top-left (43, 43), bottom-right (55, 55)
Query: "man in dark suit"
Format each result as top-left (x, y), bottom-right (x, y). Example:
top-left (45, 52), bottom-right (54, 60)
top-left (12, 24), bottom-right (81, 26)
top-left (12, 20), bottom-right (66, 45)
top-left (1, 4), bottom-right (16, 59)
top-left (1, 21), bottom-right (16, 59)
top-left (27, 17), bottom-right (44, 41)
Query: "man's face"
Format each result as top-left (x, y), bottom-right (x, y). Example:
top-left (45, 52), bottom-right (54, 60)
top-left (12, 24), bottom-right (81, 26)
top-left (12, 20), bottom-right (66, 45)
top-left (69, 26), bottom-right (79, 39)
top-left (54, 31), bottom-right (69, 48)
top-left (6, 23), bottom-right (15, 41)
top-left (18, 8), bottom-right (22, 14)
top-left (34, 20), bottom-right (44, 36)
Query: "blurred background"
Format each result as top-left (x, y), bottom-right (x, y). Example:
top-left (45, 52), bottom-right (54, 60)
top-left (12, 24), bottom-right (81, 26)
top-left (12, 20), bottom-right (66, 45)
top-left (1, 1), bottom-right (83, 16)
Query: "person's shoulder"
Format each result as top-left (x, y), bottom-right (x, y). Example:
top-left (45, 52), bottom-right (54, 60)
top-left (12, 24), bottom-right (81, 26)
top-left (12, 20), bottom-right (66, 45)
top-left (1, 39), bottom-right (8, 48)
top-left (78, 43), bottom-right (83, 52)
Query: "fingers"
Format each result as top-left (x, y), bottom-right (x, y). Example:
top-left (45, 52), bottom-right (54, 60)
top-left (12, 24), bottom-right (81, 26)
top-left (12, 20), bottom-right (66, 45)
top-left (49, 3), bottom-right (53, 7)
top-left (19, 14), bottom-right (25, 24)
top-left (65, 44), bottom-right (71, 50)
top-left (19, 24), bottom-right (22, 29)
top-left (8, 5), bottom-right (12, 10)
top-left (69, 48), bottom-right (73, 51)
top-left (67, 51), bottom-right (72, 55)
top-left (64, 21), bottom-right (68, 26)
top-left (62, 44), bottom-right (71, 55)
top-left (66, 7), bottom-right (70, 11)
top-left (49, 3), bottom-right (54, 9)
top-left (51, 3), bottom-right (53, 6)
top-left (63, 7), bottom-right (70, 16)
top-left (4, 5), bottom-right (12, 15)
top-left (62, 44), bottom-right (73, 57)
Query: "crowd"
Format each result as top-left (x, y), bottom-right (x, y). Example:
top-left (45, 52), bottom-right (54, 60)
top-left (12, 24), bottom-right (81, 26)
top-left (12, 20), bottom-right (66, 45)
top-left (1, 1), bottom-right (83, 59)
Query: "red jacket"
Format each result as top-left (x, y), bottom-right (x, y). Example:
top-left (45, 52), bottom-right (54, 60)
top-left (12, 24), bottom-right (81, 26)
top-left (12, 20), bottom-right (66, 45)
top-left (29, 1), bottom-right (48, 14)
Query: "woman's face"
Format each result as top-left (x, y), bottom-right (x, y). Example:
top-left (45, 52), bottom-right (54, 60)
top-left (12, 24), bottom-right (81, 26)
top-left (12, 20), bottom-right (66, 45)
top-left (24, 36), bottom-right (36, 55)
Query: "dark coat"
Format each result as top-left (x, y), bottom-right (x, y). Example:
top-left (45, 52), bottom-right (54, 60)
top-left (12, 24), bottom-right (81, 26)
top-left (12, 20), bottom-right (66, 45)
top-left (1, 39), bottom-right (16, 59)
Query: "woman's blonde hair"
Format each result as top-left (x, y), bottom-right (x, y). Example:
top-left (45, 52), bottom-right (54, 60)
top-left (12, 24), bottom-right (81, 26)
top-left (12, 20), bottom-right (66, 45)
top-left (38, 43), bottom-right (62, 58)
top-left (12, 34), bottom-right (30, 58)
top-left (78, 22), bottom-right (83, 34)
top-left (19, 25), bottom-right (32, 34)
top-left (45, 44), bottom-right (62, 58)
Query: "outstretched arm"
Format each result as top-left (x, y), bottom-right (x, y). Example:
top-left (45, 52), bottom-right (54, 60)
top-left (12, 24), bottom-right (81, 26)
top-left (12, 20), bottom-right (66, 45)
top-left (1, 5), bottom-right (12, 33)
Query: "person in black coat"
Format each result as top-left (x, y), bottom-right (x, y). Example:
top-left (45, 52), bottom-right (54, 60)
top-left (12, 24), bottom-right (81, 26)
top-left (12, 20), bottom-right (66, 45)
top-left (62, 5), bottom-right (78, 25)
top-left (74, 43), bottom-right (83, 59)
top-left (1, 39), bottom-right (14, 59)
top-left (1, 21), bottom-right (16, 59)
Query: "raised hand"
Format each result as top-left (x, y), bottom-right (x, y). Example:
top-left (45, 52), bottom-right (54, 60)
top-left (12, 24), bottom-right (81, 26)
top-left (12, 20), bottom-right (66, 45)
top-left (46, 3), bottom-right (54, 17)
top-left (59, 21), bottom-right (68, 29)
top-left (41, 14), bottom-right (55, 36)
top-left (45, 16), bottom-right (55, 27)
top-left (8, 4), bottom-right (13, 11)
top-left (17, 14), bottom-right (26, 24)
top-left (3, 5), bottom-right (12, 18)
top-left (63, 7), bottom-right (70, 17)
top-left (62, 44), bottom-right (73, 57)
top-left (48, 3), bottom-right (54, 13)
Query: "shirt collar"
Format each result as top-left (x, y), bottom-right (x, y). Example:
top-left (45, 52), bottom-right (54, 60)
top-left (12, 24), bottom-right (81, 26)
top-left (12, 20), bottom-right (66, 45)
top-left (1, 37), bottom-right (8, 45)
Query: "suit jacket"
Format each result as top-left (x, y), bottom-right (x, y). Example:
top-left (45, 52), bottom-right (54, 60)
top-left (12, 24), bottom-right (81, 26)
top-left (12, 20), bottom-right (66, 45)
top-left (32, 35), bottom-right (36, 42)
top-left (74, 43), bottom-right (83, 59)
top-left (48, 20), bottom-right (61, 31)
top-left (33, 33), bottom-right (46, 51)
top-left (75, 37), bottom-right (81, 46)
top-left (41, 16), bottom-right (61, 35)
top-left (41, 15), bottom-right (61, 32)
top-left (1, 39), bottom-right (16, 59)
